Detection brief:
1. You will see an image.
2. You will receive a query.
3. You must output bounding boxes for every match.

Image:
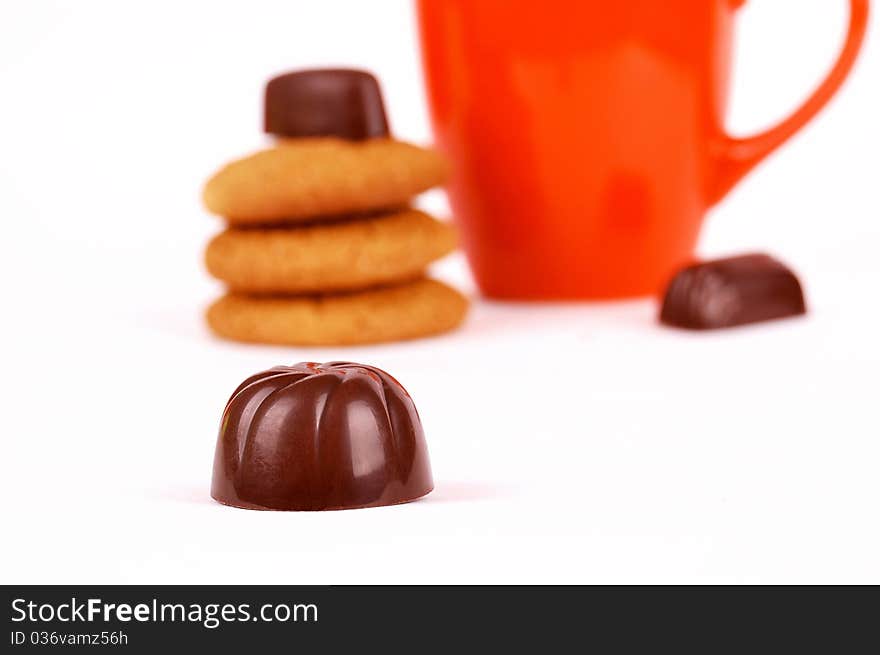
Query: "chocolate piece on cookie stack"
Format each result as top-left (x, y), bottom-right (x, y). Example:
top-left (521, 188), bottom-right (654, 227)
top-left (202, 69), bottom-right (468, 346)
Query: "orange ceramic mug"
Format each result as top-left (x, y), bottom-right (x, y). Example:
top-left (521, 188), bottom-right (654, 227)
top-left (417, 0), bottom-right (869, 299)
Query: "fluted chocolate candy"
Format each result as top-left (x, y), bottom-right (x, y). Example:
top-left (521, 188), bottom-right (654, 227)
top-left (264, 69), bottom-right (390, 140)
top-left (211, 362), bottom-right (432, 511)
top-left (660, 254), bottom-right (807, 330)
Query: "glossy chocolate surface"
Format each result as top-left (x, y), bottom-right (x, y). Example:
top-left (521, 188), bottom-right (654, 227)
top-left (660, 254), bottom-right (807, 330)
top-left (211, 362), bottom-right (432, 511)
top-left (264, 69), bottom-right (390, 140)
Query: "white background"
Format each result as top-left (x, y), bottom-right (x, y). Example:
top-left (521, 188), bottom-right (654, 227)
top-left (1, 0), bottom-right (878, 584)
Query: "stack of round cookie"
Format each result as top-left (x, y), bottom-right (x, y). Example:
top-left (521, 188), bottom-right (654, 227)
top-left (202, 70), bottom-right (469, 346)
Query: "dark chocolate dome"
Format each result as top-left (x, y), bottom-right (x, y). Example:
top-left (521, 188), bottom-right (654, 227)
top-left (211, 362), bottom-right (433, 511)
top-left (264, 69), bottom-right (390, 140)
top-left (660, 254), bottom-right (806, 329)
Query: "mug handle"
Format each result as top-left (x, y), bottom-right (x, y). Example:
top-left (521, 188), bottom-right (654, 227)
top-left (709, 0), bottom-right (870, 205)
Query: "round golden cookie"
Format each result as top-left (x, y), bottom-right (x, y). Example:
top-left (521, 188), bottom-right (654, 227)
top-left (203, 138), bottom-right (449, 226)
top-left (205, 209), bottom-right (457, 295)
top-left (206, 278), bottom-right (469, 346)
